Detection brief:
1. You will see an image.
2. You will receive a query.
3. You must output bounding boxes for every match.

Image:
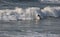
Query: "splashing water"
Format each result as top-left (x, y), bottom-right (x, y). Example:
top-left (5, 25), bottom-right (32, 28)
top-left (0, 7), bottom-right (40, 21)
top-left (41, 6), bottom-right (60, 17)
top-left (0, 6), bottom-right (60, 21)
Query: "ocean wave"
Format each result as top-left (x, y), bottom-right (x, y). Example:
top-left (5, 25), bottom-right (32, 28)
top-left (0, 7), bottom-right (40, 21)
top-left (0, 6), bottom-right (60, 21)
top-left (41, 6), bottom-right (60, 17)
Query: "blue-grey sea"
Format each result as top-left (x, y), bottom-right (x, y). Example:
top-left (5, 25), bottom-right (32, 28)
top-left (0, 18), bottom-right (60, 37)
top-left (0, 0), bottom-right (60, 37)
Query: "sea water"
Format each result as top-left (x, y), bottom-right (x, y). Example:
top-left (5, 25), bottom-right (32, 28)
top-left (0, 18), bottom-right (60, 37)
top-left (0, 0), bottom-right (60, 37)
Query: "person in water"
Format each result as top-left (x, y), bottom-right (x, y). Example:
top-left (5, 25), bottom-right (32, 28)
top-left (37, 15), bottom-right (41, 19)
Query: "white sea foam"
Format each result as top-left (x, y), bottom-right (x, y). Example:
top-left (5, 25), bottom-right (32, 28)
top-left (0, 6), bottom-right (60, 21)
top-left (0, 7), bottom-right (40, 21)
top-left (41, 6), bottom-right (60, 17)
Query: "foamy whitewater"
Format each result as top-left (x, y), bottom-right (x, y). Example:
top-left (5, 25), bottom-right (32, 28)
top-left (0, 7), bottom-right (40, 20)
top-left (0, 6), bottom-right (60, 20)
top-left (41, 6), bottom-right (60, 17)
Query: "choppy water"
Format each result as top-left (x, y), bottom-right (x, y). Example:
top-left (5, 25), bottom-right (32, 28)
top-left (0, 18), bottom-right (60, 37)
top-left (0, 0), bottom-right (60, 37)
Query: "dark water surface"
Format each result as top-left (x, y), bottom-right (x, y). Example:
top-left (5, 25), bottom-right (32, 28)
top-left (0, 18), bottom-right (60, 37)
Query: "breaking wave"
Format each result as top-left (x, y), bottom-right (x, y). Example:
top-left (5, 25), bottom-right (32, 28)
top-left (0, 6), bottom-right (60, 21)
top-left (0, 7), bottom-right (40, 21)
top-left (41, 6), bottom-right (60, 17)
top-left (0, 0), bottom-right (60, 21)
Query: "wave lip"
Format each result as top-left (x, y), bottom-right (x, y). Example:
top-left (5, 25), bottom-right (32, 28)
top-left (41, 6), bottom-right (60, 17)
